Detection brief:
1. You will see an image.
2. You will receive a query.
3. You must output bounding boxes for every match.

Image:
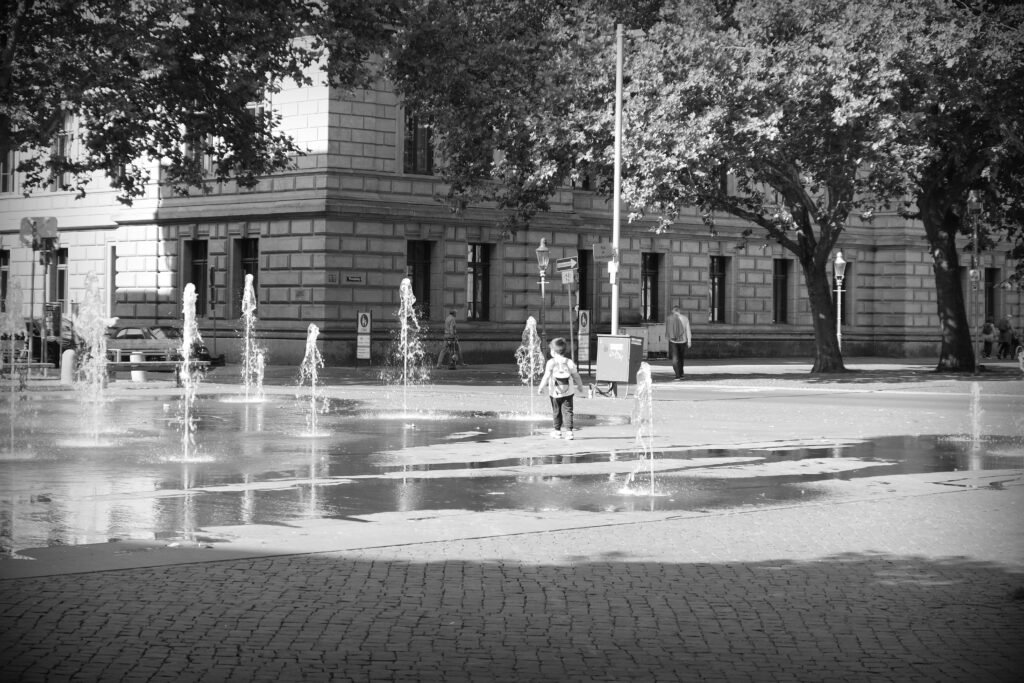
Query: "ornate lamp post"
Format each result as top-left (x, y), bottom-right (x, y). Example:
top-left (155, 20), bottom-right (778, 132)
top-left (535, 238), bottom-right (550, 350)
top-left (833, 249), bottom-right (847, 353)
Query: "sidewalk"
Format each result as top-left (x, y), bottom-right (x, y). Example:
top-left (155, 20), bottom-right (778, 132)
top-left (1, 357), bottom-right (1022, 681)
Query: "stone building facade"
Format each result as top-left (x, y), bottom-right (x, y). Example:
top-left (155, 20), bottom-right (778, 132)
top-left (1, 73), bottom-right (1019, 366)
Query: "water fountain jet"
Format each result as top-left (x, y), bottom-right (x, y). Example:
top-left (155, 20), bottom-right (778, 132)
top-left (515, 316), bottom-right (546, 419)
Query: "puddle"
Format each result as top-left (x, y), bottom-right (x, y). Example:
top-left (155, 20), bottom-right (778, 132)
top-left (0, 393), bottom-right (1021, 553)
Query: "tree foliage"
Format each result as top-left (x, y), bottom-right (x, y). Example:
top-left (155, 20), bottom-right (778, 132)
top-left (1, 0), bottom-right (401, 203)
top-left (389, 0), bottom-right (1024, 372)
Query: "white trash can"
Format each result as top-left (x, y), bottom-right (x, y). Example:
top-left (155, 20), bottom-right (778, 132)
top-left (130, 352), bottom-right (147, 382)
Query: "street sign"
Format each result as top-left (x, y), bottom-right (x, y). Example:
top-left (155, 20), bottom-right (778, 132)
top-left (593, 243), bottom-right (615, 261)
top-left (578, 310), bottom-right (591, 364)
top-left (555, 256), bottom-right (578, 272)
top-left (561, 270), bottom-right (577, 285)
top-left (19, 217), bottom-right (58, 248)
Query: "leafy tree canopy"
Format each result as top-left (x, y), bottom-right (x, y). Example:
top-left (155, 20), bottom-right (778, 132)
top-left (1, 0), bottom-right (402, 203)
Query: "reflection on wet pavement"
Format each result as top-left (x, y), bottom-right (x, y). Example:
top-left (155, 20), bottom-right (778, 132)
top-left (1, 393), bottom-right (1021, 553)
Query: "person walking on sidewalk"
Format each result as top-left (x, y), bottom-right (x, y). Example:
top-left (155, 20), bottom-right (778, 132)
top-left (666, 305), bottom-right (692, 379)
top-left (996, 314), bottom-right (1014, 359)
top-left (538, 337), bottom-right (585, 439)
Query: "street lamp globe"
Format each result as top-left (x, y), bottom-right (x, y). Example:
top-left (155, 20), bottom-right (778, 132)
top-left (535, 238), bottom-right (550, 276)
top-left (833, 249), bottom-right (847, 281)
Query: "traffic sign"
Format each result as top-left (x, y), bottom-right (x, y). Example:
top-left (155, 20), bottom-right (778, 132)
top-left (555, 256), bottom-right (578, 272)
top-left (19, 217), bottom-right (58, 248)
top-left (561, 270), bottom-right (577, 285)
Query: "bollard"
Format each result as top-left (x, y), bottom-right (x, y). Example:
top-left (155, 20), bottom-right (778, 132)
top-left (60, 349), bottom-right (76, 385)
top-left (130, 352), bottom-right (147, 382)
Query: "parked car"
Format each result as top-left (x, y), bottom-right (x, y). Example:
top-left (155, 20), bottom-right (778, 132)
top-left (105, 325), bottom-right (218, 365)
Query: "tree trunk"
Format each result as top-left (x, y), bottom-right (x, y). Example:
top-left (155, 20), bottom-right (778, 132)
top-left (800, 257), bottom-right (846, 373)
top-left (919, 189), bottom-right (976, 372)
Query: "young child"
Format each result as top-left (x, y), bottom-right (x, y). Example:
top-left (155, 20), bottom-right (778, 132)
top-left (537, 337), bottom-right (585, 440)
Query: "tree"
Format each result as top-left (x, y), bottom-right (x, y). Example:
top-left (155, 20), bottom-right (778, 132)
top-left (1, 0), bottom-right (401, 203)
top-left (888, 0), bottom-right (1024, 371)
top-left (389, 0), bottom-right (924, 372)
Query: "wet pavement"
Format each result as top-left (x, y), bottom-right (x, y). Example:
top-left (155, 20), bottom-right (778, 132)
top-left (1, 357), bottom-right (1023, 681)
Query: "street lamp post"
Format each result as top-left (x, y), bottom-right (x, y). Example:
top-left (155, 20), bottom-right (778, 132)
top-left (536, 238), bottom-right (550, 351)
top-left (833, 250), bottom-right (847, 353)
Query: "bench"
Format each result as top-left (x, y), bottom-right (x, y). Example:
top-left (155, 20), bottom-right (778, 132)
top-left (106, 360), bottom-right (210, 387)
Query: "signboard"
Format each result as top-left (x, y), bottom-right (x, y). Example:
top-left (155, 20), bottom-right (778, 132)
top-left (577, 309), bottom-right (590, 363)
top-left (19, 217), bottom-right (58, 248)
top-left (592, 242), bottom-right (615, 261)
top-left (561, 270), bottom-right (577, 285)
top-left (357, 311), bottom-right (371, 360)
top-left (357, 335), bottom-right (371, 360)
top-left (555, 256), bottom-right (578, 272)
top-left (357, 311), bottom-right (372, 334)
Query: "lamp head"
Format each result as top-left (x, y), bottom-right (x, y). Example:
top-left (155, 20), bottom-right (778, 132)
top-left (535, 238), bottom-right (550, 274)
top-left (833, 250), bottom-right (847, 279)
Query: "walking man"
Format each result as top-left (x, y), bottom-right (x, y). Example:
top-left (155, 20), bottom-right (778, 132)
top-left (666, 305), bottom-right (692, 379)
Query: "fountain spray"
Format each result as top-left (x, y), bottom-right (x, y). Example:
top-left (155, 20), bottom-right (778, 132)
top-left (0, 279), bottom-right (25, 450)
top-left (624, 362), bottom-right (657, 496)
top-left (299, 323), bottom-right (327, 436)
top-left (515, 316), bottom-right (546, 418)
top-left (240, 273), bottom-right (265, 402)
top-left (179, 283), bottom-right (204, 461)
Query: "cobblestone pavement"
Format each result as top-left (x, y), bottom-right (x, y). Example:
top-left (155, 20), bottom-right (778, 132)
top-left (2, 480), bottom-right (1022, 682)
top-left (2, 359), bottom-right (1023, 681)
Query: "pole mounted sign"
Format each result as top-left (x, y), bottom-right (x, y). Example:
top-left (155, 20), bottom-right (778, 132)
top-left (20, 217), bottom-right (58, 248)
top-left (555, 256), bottom-right (578, 272)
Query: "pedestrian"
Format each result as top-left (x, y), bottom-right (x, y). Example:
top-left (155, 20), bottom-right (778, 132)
top-left (996, 314), bottom-right (1014, 359)
top-left (981, 318), bottom-right (997, 359)
top-left (438, 310), bottom-right (462, 369)
top-left (537, 337), bottom-right (584, 440)
top-left (665, 305), bottom-right (692, 379)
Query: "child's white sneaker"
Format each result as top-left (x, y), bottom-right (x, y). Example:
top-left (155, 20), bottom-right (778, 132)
top-left (549, 430), bottom-right (562, 439)
top-left (563, 430), bottom-right (574, 440)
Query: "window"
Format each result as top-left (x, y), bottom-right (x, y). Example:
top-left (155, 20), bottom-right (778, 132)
top-left (406, 240), bottom-right (433, 319)
top-left (403, 112), bottom-right (434, 175)
top-left (0, 249), bottom-right (8, 312)
top-left (772, 259), bottom-right (790, 323)
top-left (640, 252), bottom-right (662, 322)
top-left (578, 249), bottom-right (593, 320)
top-left (709, 256), bottom-right (728, 323)
top-left (466, 243), bottom-right (490, 321)
top-left (1, 149), bottom-right (14, 193)
top-left (52, 248), bottom-right (68, 308)
top-left (984, 268), bottom-right (999, 322)
top-left (185, 135), bottom-right (215, 177)
top-left (183, 239), bottom-right (209, 314)
top-left (50, 129), bottom-right (69, 191)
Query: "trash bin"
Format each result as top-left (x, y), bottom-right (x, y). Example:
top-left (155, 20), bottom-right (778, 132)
top-left (596, 335), bottom-right (644, 384)
top-left (130, 352), bottom-right (147, 382)
top-left (60, 349), bottom-right (76, 385)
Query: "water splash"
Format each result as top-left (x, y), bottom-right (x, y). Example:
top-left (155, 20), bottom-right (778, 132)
top-left (0, 279), bottom-right (25, 452)
top-left (969, 382), bottom-right (983, 443)
top-left (298, 323), bottom-right (328, 436)
top-left (514, 316), bottom-right (546, 418)
top-left (239, 273), bottom-right (265, 402)
top-left (623, 362), bottom-right (660, 496)
top-left (178, 283), bottom-right (205, 461)
top-left (379, 278), bottom-right (430, 414)
top-left (71, 272), bottom-right (118, 443)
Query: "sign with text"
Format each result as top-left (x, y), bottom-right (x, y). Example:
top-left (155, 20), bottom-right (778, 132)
top-left (592, 242), bottom-right (615, 261)
top-left (577, 309), bottom-right (590, 363)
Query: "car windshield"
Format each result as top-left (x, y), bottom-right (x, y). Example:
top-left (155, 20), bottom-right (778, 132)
top-left (151, 327), bottom-right (182, 340)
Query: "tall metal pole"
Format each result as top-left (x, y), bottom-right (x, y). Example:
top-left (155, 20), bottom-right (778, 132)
top-left (610, 23), bottom-right (623, 336)
top-left (835, 276), bottom-right (843, 352)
